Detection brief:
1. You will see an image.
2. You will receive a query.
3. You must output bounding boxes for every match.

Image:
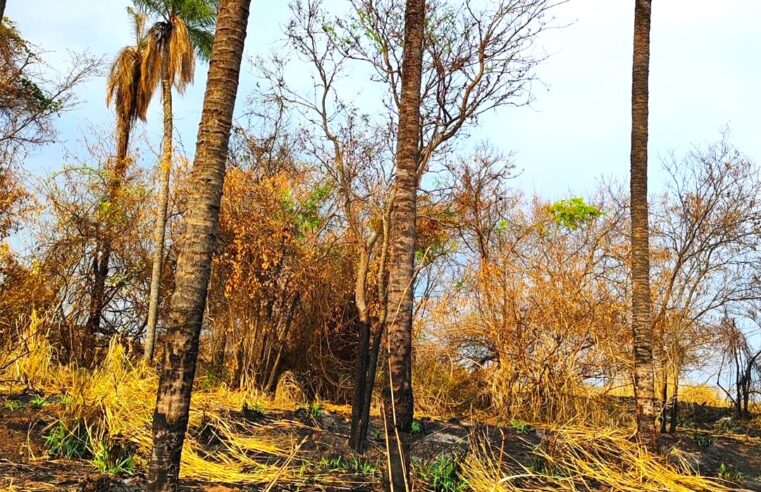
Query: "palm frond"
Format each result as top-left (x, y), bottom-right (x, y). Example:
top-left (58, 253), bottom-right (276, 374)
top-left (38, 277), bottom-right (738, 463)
top-left (126, 6), bottom-right (148, 45)
top-left (168, 15), bottom-right (195, 93)
top-left (187, 25), bottom-right (214, 61)
top-left (139, 25), bottom-right (163, 104)
top-left (106, 46), bottom-right (143, 125)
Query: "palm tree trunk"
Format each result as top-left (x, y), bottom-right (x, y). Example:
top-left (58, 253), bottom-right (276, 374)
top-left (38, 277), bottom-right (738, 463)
top-left (382, 0), bottom-right (425, 488)
top-left (146, 0), bottom-right (251, 489)
top-left (630, 0), bottom-right (657, 453)
top-left (83, 120), bottom-right (131, 367)
top-left (144, 43), bottom-right (174, 363)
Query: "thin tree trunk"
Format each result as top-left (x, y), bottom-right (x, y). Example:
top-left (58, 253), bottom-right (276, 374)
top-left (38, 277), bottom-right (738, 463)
top-left (358, 321), bottom-right (384, 454)
top-left (659, 380), bottom-right (667, 433)
top-left (350, 248), bottom-right (372, 451)
top-left (630, 0), bottom-right (658, 453)
top-left (83, 120), bottom-right (131, 367)
top-left (0, 1), bottom-right (6, 22)
top-left (382, 0), bottom-right (425, 488)
top-left (146, 1), bottom-right (250, 489)
top-left (144, 44), bottom-right (174, 363)
top-left (669, 371), bottom-right (678, 433)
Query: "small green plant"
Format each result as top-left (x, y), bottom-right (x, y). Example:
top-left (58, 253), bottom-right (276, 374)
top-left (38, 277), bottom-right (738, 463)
top-left (370, 427), bottom-right (384, 441)
top-left (30, 395), bottom-right (50, 409)
top-left (3, 400), bottom-right (25, 410)
top-left (415, 453), bottom-right (468, 492)
top-left (527, 454), bottom-right (546, 473)
top-left (693, 433), bottom-right (713, 449)
top-left (298, 401), bottom-right (324, 420)
top-left (43, 422), bottom-right (90, 459)
top-left (510, 417), bottom-right (533, 435)
top-left (411, 419), bottom-right (423, 434)
top-left (717, 462), bottom-right (744, 482)
top-left (58, 394), bottom-right (74, 406)
top-left (318, 454), bottom-right (376, 476)
top-left (525, 452), bottom-right (564, 477)
top-left (715, 418), bottom-right (737, 434)
top-left (91, 441), bottom-right (136, 474)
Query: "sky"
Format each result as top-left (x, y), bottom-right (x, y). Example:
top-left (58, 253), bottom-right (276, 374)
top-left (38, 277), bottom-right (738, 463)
top-left (6, 0), bottom-right (761, 200)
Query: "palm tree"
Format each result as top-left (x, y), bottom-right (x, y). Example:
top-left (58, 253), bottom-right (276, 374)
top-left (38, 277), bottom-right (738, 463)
top-left (630, 0), bottom-right (657, 452)
top-left (133, 0), bottom-right (216, 363)
top-left (146, 0), bottom-right (250, 488)
top-left (83, 8), bottom-right (152, 367)
top-left (383, 0), bottom-right (425, 488)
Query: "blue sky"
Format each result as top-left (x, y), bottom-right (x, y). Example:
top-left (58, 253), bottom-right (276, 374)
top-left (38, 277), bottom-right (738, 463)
top-left (7, 0), bottom-right (761, 199)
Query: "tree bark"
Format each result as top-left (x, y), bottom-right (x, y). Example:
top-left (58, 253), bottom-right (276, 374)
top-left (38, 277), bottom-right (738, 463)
top-left (630, 0), bottom-right (658, 453)
top-left (382, 0), bottom-right (425, 488)
top-left (0, 0), bottom-right (6, 22)
top-left (146, 0), bottom-right (250, 489)
top-left (144, 41), bottom-right (174, 363)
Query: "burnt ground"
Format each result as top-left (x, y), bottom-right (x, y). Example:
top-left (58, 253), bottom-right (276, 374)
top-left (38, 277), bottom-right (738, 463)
top-left (0, 391), bottom-right (759, 491)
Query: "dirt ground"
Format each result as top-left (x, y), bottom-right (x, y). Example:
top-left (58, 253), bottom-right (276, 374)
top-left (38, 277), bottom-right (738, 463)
top-left (1, 391), bottom-right (759, 491)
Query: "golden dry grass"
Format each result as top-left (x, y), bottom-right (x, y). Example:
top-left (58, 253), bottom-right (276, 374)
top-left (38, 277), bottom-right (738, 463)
top-left (462, 425), bottom-right (737, 492)
top-left (0, 320), bottom-right (296, 485)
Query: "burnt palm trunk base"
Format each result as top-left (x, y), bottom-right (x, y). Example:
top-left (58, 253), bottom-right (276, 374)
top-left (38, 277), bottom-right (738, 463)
top-left (383, 385), bottom-right (413, 492)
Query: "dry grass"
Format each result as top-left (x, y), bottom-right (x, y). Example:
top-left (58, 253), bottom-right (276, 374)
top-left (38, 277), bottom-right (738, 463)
top-left (0, 322), bottom-right (296, 485)
top-left (462, 425), bottom-right (736, 492)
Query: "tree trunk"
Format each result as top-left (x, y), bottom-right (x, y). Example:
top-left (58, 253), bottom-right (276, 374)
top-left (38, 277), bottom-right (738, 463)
top-left (146, 0), bottom-right (250, 489)
top-left (350, 248), bottom-right (372, 451)
top-left (349, 319), bottom-right (370, 450)
top-left (659, 380), bottom-right (667, 433)
top-left (357, 321), bottom-right (384, 454)
top-left (83, 119), bottom-right (132, 367)
top-left (630, 0), bottom-right (657, 453)
top-left (669, 372), bottom-right (678, 433)
top-left (382, 0), bottom-right (425, 488)
top-left (144, 42), bottom-right (174, 364)
top-left (0, 0), bottom-right (6, 22)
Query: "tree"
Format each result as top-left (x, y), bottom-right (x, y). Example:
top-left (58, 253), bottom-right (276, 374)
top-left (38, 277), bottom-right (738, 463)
top-left (147, 0), bottom-right (250, 488)
top-left (134, 0), bottom-right (217, 363)
top-left (382, 0), bottom-right (424, 488)
top-left (80, 8), bottom-right (153, 367)
top-left (629, 0), bottom-right (657, 451)
top-left (299, 0), bottom-right (557, 454)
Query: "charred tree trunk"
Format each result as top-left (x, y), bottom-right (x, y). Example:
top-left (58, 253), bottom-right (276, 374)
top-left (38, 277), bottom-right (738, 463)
top-left (146, 1), bottom-right (250, 489)
top-left (669, 373), bottom-right (678, 433)
top-left (349, 319), bottom-right (370, 450)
